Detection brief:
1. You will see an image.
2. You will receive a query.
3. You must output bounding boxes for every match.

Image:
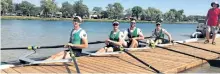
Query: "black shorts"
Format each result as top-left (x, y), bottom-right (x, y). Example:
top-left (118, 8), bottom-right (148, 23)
top-left (65, 47), bottom-right (84, 57)
top-left (127, 40), bottom-right (140, 47)
top-left (106, 45), bottom-right (121, 51)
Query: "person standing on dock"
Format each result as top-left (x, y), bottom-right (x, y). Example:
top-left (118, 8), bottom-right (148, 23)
top-left (123, 19), bottom-right (145, 48)
top-left (96, 21), bottom-right (127, 53)
top-left (47, 16), bottom-right (88, 60)
top-left (150, 22), bottom-right (172, 45)
top-left (204, 2), bottom-right (220, 45)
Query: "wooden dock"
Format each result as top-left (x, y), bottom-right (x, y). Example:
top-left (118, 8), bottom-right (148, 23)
top-left (1, 38), bottom-right (220, 73)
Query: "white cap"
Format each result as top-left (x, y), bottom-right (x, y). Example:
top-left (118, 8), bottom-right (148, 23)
top-left (73, 16), bottom-right (82, 23)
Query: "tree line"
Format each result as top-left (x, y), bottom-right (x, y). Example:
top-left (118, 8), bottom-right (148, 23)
top-left (1, 0), bottom-right (205, 22)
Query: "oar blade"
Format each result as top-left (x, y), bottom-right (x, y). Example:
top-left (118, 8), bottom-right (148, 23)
top-left (208, 60), bottom-right (220, 68)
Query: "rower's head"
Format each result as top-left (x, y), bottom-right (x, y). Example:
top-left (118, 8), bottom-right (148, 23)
top-left (156, 22), bottom-right (161, 29)
top-left (112, 21), bottom-right (119, 31)
top-left (73, 16), bottom-right (82, 29)
top-left (211, 2), bottom-right (219, 8)
top-left (130, 19), bottom-right (136, 28)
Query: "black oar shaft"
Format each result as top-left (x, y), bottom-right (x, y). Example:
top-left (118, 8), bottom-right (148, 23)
top-left (69, 48), bottom-right (80, 73)
top-left (1, 41), bottom-right (106, 50)
top-left (155, 45), bottom-right (207, 60)
top-left (40, 45), bottom-right (64, 49)
top-left (139, 41), bottom-right (208, 60)
top-left (175, 42), bottom-right (220, 54)
top-left (123, 50), bottom-right (161, 73)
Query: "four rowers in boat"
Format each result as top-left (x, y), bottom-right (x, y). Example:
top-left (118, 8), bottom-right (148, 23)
top-left (47, 16), bottom-right (172, 56)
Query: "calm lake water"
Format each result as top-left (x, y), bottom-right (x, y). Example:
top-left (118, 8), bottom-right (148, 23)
top-left (1, 20), bottom-right (219, 73)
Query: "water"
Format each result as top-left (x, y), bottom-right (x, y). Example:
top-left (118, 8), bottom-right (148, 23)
top-left (183, 59), bottom-right (220, 73)
top-left (3, 20), bottom-right (217, 73)
top-left (1, 20), bottom-right (195, 61)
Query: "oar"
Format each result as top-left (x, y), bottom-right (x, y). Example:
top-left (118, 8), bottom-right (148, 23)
top-left (139, 40), bottom-right (220, 68)
top-left (174, 42), bottom-right (220, 55)
top-left (68, 47), bottom-right (80, 73)
top-left (1, 41), bottom-right (105, 50)
top-left (120, 47), bottom-right (161, 73)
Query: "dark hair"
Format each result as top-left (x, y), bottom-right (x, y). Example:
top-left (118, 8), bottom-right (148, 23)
top-left (211, 2), bottom-right (219, 7)
top-left (130, 18), bottom-right (136, 22)
top-left (73, 17), bottom-right (81, 23)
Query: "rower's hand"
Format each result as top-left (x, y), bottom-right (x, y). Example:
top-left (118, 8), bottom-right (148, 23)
top-left (64, 44), bottom-right (69, 48)
top-left (105, 39), bottom-right (111, 42)
top-left (169, 40), bottom-right (174, 43)
top-left (64, 43), bottom-right (73, 48)
top-left (105, 39), bottom-right (110, 45)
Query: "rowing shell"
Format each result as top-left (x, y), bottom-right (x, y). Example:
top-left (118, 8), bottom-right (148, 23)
top-left (0, 38), bottom-right (209, 69)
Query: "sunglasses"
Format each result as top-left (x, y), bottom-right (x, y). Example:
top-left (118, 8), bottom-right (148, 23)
top-left (73, 20), bottom-right (80, 23)
top-left (113, 23), bottom-right (119, 26)
top-left (156, 24), bottom-right (161, 26)
top-left (131, 22), bottom-right (136, 24)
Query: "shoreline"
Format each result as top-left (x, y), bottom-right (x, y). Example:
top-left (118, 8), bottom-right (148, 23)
top-left (1, 16), bottom-right (197, 24)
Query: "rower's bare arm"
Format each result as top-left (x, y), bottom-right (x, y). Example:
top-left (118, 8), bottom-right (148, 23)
top-left (68, 38), bottom-right (88, 49)
top-left (134, 32), bottom-right (144, 40)
top-left (109, 39), bottom-right (123, 46)
top-left (164, 31), bottom-right (172, 41)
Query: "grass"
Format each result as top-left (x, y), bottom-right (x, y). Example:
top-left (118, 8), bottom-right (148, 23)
top-left (1, 16), bottom-right (197, 24)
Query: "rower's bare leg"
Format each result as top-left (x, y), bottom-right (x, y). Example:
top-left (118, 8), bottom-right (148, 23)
top-left (46, 51), bottom-right (70, 60)
top-left (106, 47), bottom-right (113, 52)
top-left (130, 38), bottom-right (138, 48)
top-left (96, 47), bottom-right (107, 53)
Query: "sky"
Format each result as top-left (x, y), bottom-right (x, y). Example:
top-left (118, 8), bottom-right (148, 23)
top-left (12, 0), bottom-right (220, 16)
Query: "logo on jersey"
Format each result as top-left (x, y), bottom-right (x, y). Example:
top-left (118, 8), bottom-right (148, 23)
top-left (83, 34), bottom-right (87, 37)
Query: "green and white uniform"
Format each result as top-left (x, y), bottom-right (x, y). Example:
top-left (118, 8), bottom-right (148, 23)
top-left (152, 28), bottom-right (169, 44)
top-left (107, 30), bottom-right (126, 50)
top-left (124, 27), bottom-right (143, 47)
top-left (68, 28), bottom-right (87, 57)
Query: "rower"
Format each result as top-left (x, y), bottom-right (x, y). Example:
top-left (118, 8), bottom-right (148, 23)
top-left (151, 22), bottom-right (172, 45)
top-left (47, 16), bottom-right (88, 60)
top-left (96, 21), bottom-right (127, 53)
top-left (124, 19), bottom-right (144, 48)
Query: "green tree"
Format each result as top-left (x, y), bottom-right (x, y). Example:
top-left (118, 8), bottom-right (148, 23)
top-left (60, 1), bottom-right (74, 18)
top-left (92, 7), bottom-right (103, 18)
top-left (31, 7), bottom-right (41, 16)
top-left (176, 9), bottom-right (184, 21)
top-left (106, 4), bottom-right (114, 19)
top-left (125, 8), bottom-right (132, 17)
top-left (1, 0), bottom-right (9, 15)
top-left (92, 7), bottom-right (102, 14)
top-left (145, 7), bottom-right (162, 21)
top-left (6, 0), bottom-right (13, 12)
top-left (163, 9), bottom-right (185, 22)
top-left (164, 10), bottom-right (176, 22)
top-left (40, 0), bottom-right (57, 17)
top-left (113, 2), bottom-right (124, 19)
top-left (100, 11), bottom-right (108, 18)
top-left (140, 10), bottom-right (147, 20)
top-left (19, 1), bottom-right (35, 16)
top-left (132, 6), bottom-right (142, 20)
top-left (73, 0), bottom-right (89, 18)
